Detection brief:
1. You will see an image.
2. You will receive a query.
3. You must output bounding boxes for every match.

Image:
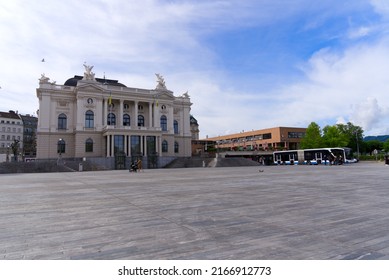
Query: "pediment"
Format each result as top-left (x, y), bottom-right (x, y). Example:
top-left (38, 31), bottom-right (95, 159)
top-left (76, 82), bottom-right (104, 92)
top-left (155, 90), bottom-right (175, 100)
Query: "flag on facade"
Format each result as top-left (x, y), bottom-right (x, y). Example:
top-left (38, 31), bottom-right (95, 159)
top-left (108, 93), bottom-right (112, 105)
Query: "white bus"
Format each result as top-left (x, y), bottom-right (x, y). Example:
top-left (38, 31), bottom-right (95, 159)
top-left (273, 147), bottom-right (357, 165)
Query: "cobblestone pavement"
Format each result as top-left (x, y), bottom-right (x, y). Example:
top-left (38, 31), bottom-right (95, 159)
top-left (1, 162), bottom-right (389, 259)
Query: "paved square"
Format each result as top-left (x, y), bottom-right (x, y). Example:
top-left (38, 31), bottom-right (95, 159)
top-left (1, 162), bottom-right (389, 259)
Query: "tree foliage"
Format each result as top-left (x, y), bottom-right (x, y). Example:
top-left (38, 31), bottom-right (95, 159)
top-left (383, 139), bottom-right (389, 153)
top-left (300, 122), bottom-right (323, 149)
top-left (322, 125), bottom-right (348, 147)
top-left (300, 121), bottom-right (364, 153)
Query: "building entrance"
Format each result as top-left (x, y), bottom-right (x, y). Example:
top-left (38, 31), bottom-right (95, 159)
top-left (115, 152), bottom-right (126, 169)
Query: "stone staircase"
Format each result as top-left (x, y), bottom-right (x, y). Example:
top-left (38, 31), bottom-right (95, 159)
top-left (0, 159), bottom-right (108, 174)
top-left (164, 157), bottom-right (263, 168)
top-left (163, 157), bottom-right (214, 168)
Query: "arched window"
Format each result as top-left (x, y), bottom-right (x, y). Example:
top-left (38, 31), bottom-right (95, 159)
top-left (174, 141), bottom-right (179, 153)
top-left (58, 113), bottom-right (67, 130)
top-left (123, 114), bottom-right (131, 126)
top-left (107, 113), bottom-right (116, 125)
top-left (174, 120), bottom-right (179, 134)
top-left (162, 140), bottom-right (168, 153)
top-left (85, 138), bottom-right (93, 152)
top-left (160, 115), bottom-right (167, 131)
top-left (138, 115), bottom-right (144, 127)
top-left (57, 139), bottom-right (66, 154)
top-left (85, 110), bottom-right (94, 128)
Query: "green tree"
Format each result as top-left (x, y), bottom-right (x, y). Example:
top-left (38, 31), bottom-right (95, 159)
top-left (322, 125), bottom-right (348, 147)
top-left (365, 140), bottom-right (383, 154)
top-left (336, 122), bottom-right (364, 154)
top-left (383, 139), bottom-right (389, 154)
top-left (300, 122), bottom-right (323, 149)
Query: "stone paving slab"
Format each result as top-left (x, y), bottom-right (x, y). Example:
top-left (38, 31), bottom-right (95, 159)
top-left (1, 162), bottom-right (389, 259)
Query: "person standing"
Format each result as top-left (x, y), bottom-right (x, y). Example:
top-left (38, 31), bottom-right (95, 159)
top-left (137, 158), bottom-right (143, 172)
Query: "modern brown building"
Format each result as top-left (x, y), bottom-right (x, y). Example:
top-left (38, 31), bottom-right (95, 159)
top-left (203, 126), bottom-right (306, 152)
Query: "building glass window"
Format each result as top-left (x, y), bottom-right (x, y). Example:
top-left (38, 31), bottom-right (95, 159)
top-left (123, 114), bottom-right (131, 126)
top-left (174, 120), bottom-right (179, 134)
top-left (114, 135), bottom-right (124, 154)
top-left (146, 136), bottom-right (156, 155)
top-left (58, 113), bottom-right (67, 130)
top-left (131, 135), bottom-right (141, 156)
top-left (57, 139), bottom-right (65, 154)
top-left (160, 115), bottom-right (167, 131)
top-left (263, 133), bottom-right (272, 140)
top-left (85, 138), bottom-right (93, 152)
top-left (162, 140), bottom-right (168, 152)
top-left (107, 113), bottom-right (116, 125)
top-left (85, 110), bottom-right (94, 128)
top-left (138, 115), bottom-right (144, 127)
top-left (174, 141), bottom-right (179, 153)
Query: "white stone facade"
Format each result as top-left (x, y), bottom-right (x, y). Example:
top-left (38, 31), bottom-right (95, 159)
top-left (36, 69), bottom-right (192, 165)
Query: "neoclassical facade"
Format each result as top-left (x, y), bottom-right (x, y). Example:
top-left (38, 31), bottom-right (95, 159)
top-left (36, 65), bottom-right (193, 167)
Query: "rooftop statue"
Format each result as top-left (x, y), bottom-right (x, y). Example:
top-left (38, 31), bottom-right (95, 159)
top-left (155, 73), bottom-right (167, 90)
top-left (83, 63), bottom-right (96, 81)
top-left (39, 73), bottom-right (50, 84)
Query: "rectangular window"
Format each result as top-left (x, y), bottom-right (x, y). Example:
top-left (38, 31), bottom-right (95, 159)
top-left (131, 135), bottom-right (141, 156)
top-left (146, 136), bottom-right (156, 155)
top-left (263, 133), bottom-right (272, 139)
top-left (288, 132), bottom-right (305, 138)
top-left (114, 135), bottom-right (124, 154)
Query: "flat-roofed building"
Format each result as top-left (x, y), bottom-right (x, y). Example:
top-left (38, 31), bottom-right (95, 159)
top-left (0, 110), bottom-right (24, 162)
top-left (203, 126), bottom-right (306, 151)
top-left (20, 114), bottom-right (38, 159)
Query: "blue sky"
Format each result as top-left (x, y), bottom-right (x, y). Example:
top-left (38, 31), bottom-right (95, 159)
top-left (1, 0), bottom-right (389, 138)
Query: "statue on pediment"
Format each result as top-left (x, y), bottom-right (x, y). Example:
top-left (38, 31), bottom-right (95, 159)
top-left (155, 73), bottom-right (167, 90)
top-left (39, 73), bottom-right (50, 84)
top-left (83, 63), bottom-right (96, 81)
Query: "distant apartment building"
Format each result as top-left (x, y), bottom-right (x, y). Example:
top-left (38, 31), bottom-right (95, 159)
top-left (20, 114), bottom-right (38, 158)
top-left (204, 126), bottom-right (307, 151)
top-left (0, 110), bottom-right (24, 162)
top-left (35, 65), bottom-right (193, 168)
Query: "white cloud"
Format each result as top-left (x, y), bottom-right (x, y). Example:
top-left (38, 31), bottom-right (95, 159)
top-left (348, 26), bottom-right (372, 39)
top-left (370, 0), bottom-right (389, 17)
top-left (1, 0), bottom-right (389, 139)
top-left (350, 97), bottom-right (389, 132)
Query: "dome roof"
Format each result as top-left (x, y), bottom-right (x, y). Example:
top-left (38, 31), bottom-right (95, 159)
top-left (64, 75), bottom-right (127, 87)
top-left (190, 115), bottom-right (198, 125)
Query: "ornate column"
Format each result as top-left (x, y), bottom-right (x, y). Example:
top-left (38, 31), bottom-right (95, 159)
top-left (106, 135), bottom-right (110, 157)
top-left (148, 102), bottom-right (153, 128)
top-left (76, 98), bottom-right (84, 130)
top-left (153, 103), bottom-right (159, 128)
top-left (134, 101), bottom-right (138, 127)
top-left (124, 134), bottom-right (128, 156)
top-left (119, 99), bottom-right (124, 128)
top-left (140, 135), bottom-right (144, 155)
top-left (111, 135), bottom-right (115, 157)
top-left (103, 99), bottom-right (107, 126)
top-left (168, 105), bottom-right (174, 133)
